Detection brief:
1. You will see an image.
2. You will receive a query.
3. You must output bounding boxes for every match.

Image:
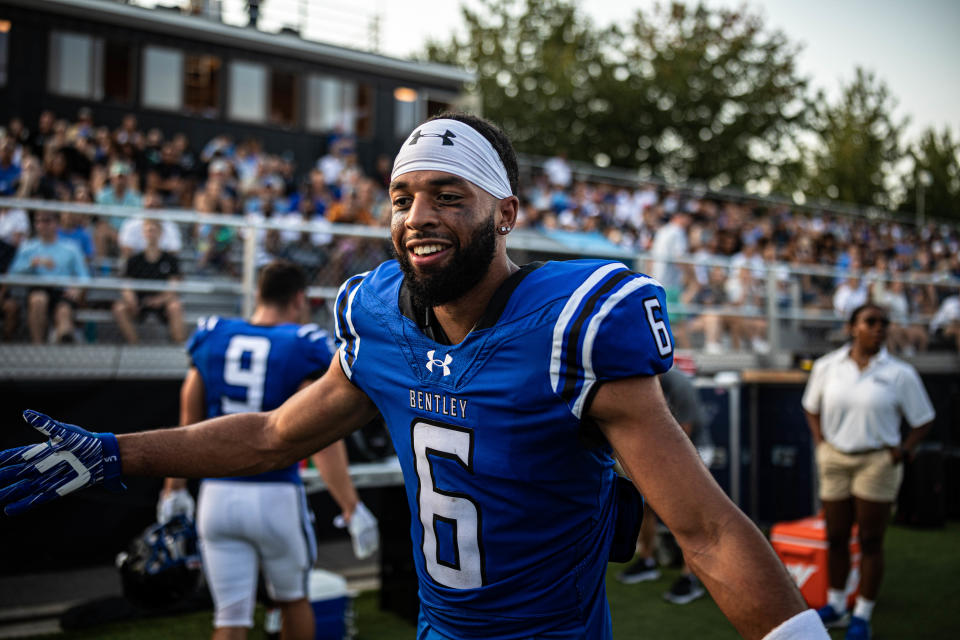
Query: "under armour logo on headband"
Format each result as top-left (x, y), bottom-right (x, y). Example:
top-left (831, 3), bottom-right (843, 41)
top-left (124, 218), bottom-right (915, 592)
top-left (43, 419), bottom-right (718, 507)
top-left (392, 119), bottom-right (512, 198)
top-left (409, 128), bottom-right (457, 146)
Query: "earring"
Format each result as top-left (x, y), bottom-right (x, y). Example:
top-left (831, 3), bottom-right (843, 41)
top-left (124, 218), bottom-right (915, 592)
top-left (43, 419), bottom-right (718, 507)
top-left (499, 226), bottom-right (510, 233)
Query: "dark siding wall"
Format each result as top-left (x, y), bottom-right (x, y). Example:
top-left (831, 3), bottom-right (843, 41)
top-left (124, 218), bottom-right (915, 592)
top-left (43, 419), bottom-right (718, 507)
top-left (0, 4), bottom-right (461, 178)
top-left (0, 7), bottom-right (48, 122)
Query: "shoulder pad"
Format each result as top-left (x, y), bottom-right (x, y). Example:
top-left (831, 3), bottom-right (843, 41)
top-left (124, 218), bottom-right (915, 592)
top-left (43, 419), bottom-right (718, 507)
top-left (186, 315), bottom-right (220, 354)
top-left (334, 270), bottom-right (375, 381)
top-left (549, 264), bottom-right (673, 418)
top-left (297, 323), bottom-right (336, 358)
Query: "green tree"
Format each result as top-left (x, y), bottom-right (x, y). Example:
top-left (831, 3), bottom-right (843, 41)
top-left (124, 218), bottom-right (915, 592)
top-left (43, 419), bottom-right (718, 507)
top-left (423, 0), bottom-right (613, 160)
top-left (806, 68), bottom-right (907, 209)
top-left (606, 2), bottom-right (811, 187)
top-left (900, 127), bottom-right (960, 222)
top-left (424, 1), bottom-right (811, 189)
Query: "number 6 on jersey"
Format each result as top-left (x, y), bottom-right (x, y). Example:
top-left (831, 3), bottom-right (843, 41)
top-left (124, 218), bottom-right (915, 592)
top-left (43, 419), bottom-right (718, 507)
top-left (412, 420), bottom-right (484, 589)
top-left (643, 297), bottom-right (673, 357)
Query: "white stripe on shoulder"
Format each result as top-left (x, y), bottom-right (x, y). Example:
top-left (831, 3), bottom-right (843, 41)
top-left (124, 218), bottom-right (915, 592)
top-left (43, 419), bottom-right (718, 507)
top-left (338, 349), bottom-right (351, 378)
top-left (342, 279), bottom-right (364, 378)
top-left (572, 275), bottom-right (659, 418)
top-left (549, 262), bottom-right (628, 394)
top-left (333, 281), bottom-right (350, 346)
top-left (333, 273), bottom-right (365, 346)
top-left (336, 272), bottom-right (369, 380)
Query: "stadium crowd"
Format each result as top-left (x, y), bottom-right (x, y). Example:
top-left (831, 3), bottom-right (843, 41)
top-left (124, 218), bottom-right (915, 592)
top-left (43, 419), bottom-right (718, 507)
top-left (0, 109), bottom-right (958, 352)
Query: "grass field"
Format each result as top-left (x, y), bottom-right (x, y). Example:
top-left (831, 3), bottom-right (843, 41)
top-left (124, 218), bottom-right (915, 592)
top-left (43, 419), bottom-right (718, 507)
top-left (38, 522), bottom-right (959, 639)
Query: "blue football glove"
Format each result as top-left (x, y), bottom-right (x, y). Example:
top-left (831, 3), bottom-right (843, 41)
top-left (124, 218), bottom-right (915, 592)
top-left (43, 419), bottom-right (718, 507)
top-left (0, 410), bottom-right (125, 516)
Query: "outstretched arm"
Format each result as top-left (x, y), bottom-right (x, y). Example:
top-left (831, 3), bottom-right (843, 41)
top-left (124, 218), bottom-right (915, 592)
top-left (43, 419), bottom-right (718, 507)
top-left (590, 374), bottom-right (817, 640)
top-left (121, 356), bottom-right (378, 478)
top-left (1, 355), bottom-right (378, 515)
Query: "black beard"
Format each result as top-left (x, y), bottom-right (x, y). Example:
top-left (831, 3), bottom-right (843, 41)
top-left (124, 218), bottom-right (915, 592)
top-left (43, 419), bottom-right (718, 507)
top-left (395, 217), bottom-right (497, 309)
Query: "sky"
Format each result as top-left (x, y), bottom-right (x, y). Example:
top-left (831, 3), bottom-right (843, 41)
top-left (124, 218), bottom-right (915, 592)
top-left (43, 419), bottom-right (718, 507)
top-left (143, 0), bottom-right (959, 141)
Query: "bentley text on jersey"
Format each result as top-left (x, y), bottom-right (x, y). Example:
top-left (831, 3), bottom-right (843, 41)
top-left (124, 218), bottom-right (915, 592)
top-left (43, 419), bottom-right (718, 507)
top-left (409, 389), bottom-right (468, 419)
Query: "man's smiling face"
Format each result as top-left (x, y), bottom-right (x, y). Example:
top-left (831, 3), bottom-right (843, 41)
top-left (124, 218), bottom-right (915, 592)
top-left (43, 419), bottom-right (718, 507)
top-left (390, 170), bottom-right (498, 308)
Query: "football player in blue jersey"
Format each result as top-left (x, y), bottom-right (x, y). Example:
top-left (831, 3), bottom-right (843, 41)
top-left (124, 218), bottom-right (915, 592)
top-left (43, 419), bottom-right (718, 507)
top-left (156, 260), bottom-right (378, 640)
top-left (1, 114), bottom-right (827, 640)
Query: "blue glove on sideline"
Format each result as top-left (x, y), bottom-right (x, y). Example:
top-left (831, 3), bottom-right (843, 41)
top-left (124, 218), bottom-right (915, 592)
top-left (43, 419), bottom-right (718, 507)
top-left (0, 410), bottom-right (125, 516)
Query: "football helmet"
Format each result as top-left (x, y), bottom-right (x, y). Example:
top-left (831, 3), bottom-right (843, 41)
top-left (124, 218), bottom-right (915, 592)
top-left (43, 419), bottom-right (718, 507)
top-left (116, 514), bottom-right (203, 608)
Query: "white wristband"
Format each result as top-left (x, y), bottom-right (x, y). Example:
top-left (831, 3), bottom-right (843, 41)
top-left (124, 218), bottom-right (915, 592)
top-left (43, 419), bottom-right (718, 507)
top-left (762, 609), bottom-right (829, 640)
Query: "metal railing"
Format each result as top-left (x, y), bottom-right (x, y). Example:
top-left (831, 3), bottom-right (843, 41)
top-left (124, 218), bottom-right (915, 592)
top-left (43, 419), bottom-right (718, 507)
top-left (123, 0), bottom-right (382, 52)
top-left (2, 197), bottom-right (958, 354)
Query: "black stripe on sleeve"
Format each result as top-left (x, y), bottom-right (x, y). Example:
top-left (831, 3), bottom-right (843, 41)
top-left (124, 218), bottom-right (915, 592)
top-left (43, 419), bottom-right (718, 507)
top-left (336, 276), bottom-right (364, 368)
top-left (560, 269), bottom-right (633, 405)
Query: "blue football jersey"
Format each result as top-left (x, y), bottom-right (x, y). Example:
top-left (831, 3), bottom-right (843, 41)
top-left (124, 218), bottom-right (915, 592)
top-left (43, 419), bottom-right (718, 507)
top-left (186, 317), bottom-right (334, 483)
top-left (335, 260), bottom-right (674, 639)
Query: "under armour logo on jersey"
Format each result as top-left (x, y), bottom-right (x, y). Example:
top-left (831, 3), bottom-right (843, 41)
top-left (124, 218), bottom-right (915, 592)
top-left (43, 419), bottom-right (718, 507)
top-left (409, 128), bottom-right (457, 146)
top-left (425, 350), bottom-right (453, 376)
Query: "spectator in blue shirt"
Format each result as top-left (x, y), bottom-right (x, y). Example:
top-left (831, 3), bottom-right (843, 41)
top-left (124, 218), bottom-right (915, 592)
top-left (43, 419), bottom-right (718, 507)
top-left (94, 161), bottom-right (143, 259)
top-left (9, 212), bottom-right (90, 343)
top-left (0, 138), bottom-right (22, 196)
top-left (95, 161), bottom-right (143, 225)
top-left (58, 188), bottom-right (96, 266)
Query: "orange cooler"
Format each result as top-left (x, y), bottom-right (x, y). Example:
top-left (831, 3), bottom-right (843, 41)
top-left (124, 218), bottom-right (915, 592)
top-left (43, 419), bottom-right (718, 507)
top-left (770, 514), bottom-right (860, 609)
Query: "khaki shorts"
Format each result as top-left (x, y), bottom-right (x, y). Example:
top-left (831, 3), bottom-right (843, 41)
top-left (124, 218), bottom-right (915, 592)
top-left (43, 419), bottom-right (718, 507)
top-left (816, 441), bottom-right (903, 503)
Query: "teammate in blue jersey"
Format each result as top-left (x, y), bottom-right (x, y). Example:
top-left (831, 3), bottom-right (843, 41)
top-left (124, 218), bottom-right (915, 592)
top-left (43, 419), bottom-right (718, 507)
top-left (156, 260), bottom-right (378, 640)
top-left (1, 114), bottom-right (827, 640)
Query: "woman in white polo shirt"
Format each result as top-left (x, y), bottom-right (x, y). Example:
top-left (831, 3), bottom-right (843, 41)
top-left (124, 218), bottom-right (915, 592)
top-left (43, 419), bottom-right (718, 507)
top-left (802, 303), bottom-right (934, 640)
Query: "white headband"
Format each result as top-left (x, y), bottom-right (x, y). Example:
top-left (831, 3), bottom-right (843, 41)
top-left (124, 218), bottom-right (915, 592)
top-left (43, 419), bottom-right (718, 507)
top-left (391, 119), bottom-right (512, 199)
